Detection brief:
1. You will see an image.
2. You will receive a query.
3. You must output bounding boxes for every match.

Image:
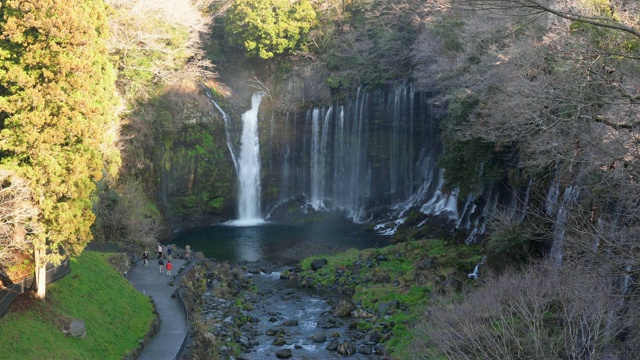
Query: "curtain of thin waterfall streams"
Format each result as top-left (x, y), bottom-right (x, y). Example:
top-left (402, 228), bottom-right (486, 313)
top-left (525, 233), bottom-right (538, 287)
top-left (182, 86), bottom-right (542, 356)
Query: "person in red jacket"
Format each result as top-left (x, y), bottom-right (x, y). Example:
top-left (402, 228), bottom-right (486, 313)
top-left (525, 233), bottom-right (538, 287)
top-left (166, 260), bottom-right (173, 276)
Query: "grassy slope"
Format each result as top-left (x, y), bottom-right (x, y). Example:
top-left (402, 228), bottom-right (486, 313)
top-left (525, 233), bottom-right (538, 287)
top-left (0, 251), bottom-right (154, 360)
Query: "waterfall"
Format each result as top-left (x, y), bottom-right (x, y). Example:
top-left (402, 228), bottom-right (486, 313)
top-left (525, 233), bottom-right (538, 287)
top-left (548, 184), bottom-right (580, 267)
top-left (332, 106), bottom-right (345, 203)
top-left (274, 83), bottom-right (441, 225)
top-left (310, 108), bottom-right (322, 208)
top-left (341, 88), bottom-right (369, 221)
top-left (266, 83), bottom-right (524, 240)
top-left (235, 92), bottom-right (265, 225)
top-left (310, 107), bottom-right (333, 210)
top-left (201, 84), bottom-right (239, 172)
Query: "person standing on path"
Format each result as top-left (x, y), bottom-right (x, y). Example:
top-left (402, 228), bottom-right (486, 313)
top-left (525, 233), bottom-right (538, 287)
top-left (157, 244), bottom-right (163, 259)
top-left (158, 257), bottom-right (165, 274)
top-left (166, 260), bottom-right (172, 276)
top-left (185, 244), bottom-right (191, 260)
top-left (142, 250), bottom-right (149, 267)
top-left (167, 245), bottom-right (173, 260)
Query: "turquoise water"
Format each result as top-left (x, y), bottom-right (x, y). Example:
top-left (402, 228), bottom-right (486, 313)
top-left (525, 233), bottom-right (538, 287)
top-left (170, 221), bottom-right (387, 264)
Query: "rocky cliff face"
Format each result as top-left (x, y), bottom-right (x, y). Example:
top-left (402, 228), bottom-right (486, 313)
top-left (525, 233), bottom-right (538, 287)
top-left (152, 92), bottom-right (237, 231)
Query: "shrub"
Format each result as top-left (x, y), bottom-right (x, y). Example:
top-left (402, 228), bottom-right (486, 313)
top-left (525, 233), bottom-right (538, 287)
top-left (225, 0), bottom-right (316, 59)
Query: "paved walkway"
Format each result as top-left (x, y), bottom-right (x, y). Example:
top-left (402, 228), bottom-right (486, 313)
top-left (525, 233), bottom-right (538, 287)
top-left (128, 257), bottom-right (189, 360)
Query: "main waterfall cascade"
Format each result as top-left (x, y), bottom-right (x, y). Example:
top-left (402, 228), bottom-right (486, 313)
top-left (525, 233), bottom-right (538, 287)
top-left (236, 92), bottom-right (265, 224)
top-left (203, 86), bottom-right (265, 224)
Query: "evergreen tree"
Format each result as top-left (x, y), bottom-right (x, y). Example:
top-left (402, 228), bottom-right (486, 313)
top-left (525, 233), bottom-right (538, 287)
top-left (0, 0), bottom-right (120, 300)
top-left (226, 0), bottom-right (317, 59)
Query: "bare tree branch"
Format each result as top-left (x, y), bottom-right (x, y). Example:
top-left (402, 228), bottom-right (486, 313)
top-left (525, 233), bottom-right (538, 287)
top-left (459, 0), bottom-right (640, 39)
top-left (0, 170), bottom-right (39, 271)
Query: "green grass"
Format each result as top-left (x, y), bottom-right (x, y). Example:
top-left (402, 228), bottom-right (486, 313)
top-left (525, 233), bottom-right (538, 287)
top-left (0, 251), bottom-right (154, 360)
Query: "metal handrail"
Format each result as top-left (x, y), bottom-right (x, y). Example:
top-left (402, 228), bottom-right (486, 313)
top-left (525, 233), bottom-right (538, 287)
top-left (174, 288), bottom-right (189, 360)
top-left (173, 259), bottom-right (196, 360)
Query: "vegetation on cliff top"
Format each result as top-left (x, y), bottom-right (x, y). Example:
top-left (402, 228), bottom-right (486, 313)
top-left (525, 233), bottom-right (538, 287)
top-left (225, 0), bottom-right (317, 59)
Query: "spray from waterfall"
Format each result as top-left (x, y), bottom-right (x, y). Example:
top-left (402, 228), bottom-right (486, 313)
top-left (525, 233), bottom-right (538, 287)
top-left (234, 92), bottom-right (265, 225)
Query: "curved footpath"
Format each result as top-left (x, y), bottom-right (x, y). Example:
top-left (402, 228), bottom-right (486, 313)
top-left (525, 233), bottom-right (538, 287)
top-left (128, 257), bottom-right (189, 360)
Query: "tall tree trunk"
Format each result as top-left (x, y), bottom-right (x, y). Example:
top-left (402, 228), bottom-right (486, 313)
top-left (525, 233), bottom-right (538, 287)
top-left (34, 247), bottom-right (46, 301)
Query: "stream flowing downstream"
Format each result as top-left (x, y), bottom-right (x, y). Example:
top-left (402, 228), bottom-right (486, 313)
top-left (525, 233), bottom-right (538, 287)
top-left (174, 222), bottom-right (390, 358)
top-left (240, 268), bottom-right (380, 359)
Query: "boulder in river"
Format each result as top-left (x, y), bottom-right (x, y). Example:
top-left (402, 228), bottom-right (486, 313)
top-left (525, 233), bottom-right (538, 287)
top-left (276, 348), bottom-right (293, 358)
top-left (311, 331), bottom-right (326, 343)
top-left (335, 299), bottom-right (356, 317)
top-left (266, 327), bottom-right (285, 336)
top-left (364, 329), bottom-right (382, 344)
top-left (326, 339), bottom-right (339, 351)
top-left (311, 258), bottom-right (328, 270)
top-left (358, 345), bottom-right (373, 354)
top-left (282, 319), bottom-right (299, 326)
top-left (338, 341), bottom-right (356, 356)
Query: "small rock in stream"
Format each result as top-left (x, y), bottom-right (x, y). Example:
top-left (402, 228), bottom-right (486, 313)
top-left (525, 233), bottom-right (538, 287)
top-left (326, 339), bottom-right (339, 351)
top-left (358, 345), bottom-right (373, 354)
top-left (364, 330), bottom-right (382, 343)
top-left (282, 319), bottom-right (298, 326)
top-left (275, 348), bottom-right (292, 358)
top-left (311, 331), bottom-right (326, 343)
top-left (266, 328), bottom-right (285, 336)
top-left (338, 341), bottom-right (356, 356)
